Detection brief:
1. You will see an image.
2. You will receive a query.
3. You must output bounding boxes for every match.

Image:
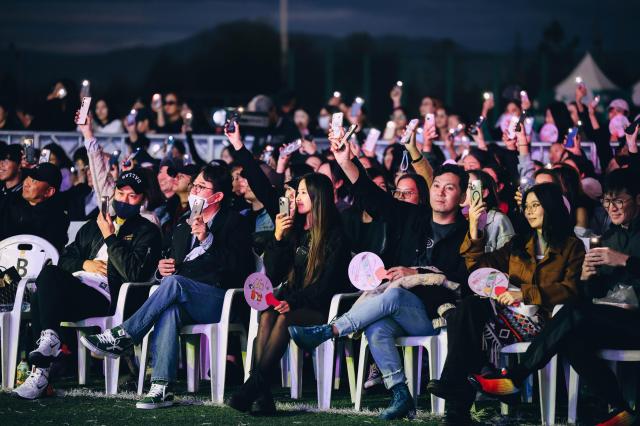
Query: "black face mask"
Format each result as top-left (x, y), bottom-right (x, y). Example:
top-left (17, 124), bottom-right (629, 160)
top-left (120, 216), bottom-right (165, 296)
top-left (113, 200), bottom-right (141, 219)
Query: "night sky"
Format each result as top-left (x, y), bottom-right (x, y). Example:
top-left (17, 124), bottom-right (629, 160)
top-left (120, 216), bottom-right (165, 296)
top-left (3, 0), bottom-right (639, 54)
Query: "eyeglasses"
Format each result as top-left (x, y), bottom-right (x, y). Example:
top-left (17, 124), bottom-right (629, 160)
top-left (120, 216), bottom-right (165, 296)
top-left (392, 189), bottom-right (416, 199)
top-left (523, 202), bottom-right (542, 212)
top-left (601, 197), bottom-right (631, 210)
top-left (164, 100), bottom-right (177, 105)
top-left (189, 183), bottom-right (213, 194)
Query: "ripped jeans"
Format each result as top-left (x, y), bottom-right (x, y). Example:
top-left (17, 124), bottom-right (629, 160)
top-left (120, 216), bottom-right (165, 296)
top-left (333, 288), bottom-right (435, 389)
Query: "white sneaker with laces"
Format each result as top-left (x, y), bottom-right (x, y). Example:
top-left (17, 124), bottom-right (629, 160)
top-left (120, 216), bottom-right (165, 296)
top-left (29, 330), bottom-right (61, 366)
top-left (12, 367), bottom-right (49, 400)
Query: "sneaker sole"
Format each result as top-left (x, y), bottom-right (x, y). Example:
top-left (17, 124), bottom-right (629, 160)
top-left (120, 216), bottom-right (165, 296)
top-left (136, 401), bottom-right (174, 409)
top-left (79, 336), bottom-right (121, 359)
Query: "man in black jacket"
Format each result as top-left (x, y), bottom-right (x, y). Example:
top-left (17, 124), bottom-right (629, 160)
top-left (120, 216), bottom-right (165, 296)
top-left (13, 168), bottom-right (161, 400)
top-left (0, 162), bottom-right (69, 252)
top-left (289, 132), bottom-right (469, 420)
top-left (81, 164), bottom-right (254, 409)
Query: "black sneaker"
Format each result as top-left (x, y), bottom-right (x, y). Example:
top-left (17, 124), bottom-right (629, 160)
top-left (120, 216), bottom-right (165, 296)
top-left (80, 326), bottom-right (134, 358)
top-left (426, 378), bottom-right (475, 401)
top-left (136, 381), bottom-right (174, 409)
top-left (251, 388), bottom-right (277, 416)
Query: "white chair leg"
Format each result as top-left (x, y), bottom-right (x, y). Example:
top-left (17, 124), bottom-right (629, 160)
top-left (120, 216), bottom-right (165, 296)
top-left (567, 365), bottom-right (579, 424)
top-left (104, 357), bottom-right (120, 395)
top-left (281, 346), bottom-right (290, 388)
top-left (1, 317), bottom-right (19, 389)
top-left (344, 340), bottom-right (357, 404)
top-left (210, 327), bottom-right (228, 404)
top-left (77, 330), bottom-right (88, 385)
top-left (200, 334), bottom-right (210, 380)
top-left (538, 356), bottom-right (557, 426)
top-left (185, 334), bottom-right (200, 393)
top-left (427, 336), bottom-right (446, 415)
top-left (289, 340), bottom-right (303, 399)
top-left (244, 309), bottom-right (258, 382)
top-left (333, 340), bottom-right (342, 391)
top-left (137, 333), bottom-right (151, 395)
top-left (416, 346), bottom-right (424, 397)
top-left (317, 339), bottom-right (335, 410)
top-left (404, 346), bottom-right (419, 405)
top-left (354, 337), bottom-right (369, 411)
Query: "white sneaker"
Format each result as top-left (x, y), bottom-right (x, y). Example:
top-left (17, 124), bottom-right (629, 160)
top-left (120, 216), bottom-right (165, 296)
top-left (29, 330), bottom-right (61, 366)
top-left (12, 367), bottom-right (49, 400)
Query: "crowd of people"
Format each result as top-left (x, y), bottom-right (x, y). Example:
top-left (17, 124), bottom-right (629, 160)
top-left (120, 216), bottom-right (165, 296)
top-left (0, 80), bottom-right (639, 426)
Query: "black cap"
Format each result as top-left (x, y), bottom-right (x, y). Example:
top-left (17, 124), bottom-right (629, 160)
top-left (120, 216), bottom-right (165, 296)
top-left (23, 163), bottom-right (62, 190)
top-left (116, 168), bottom-right (147, 194)
top-left (175, 162), bottom-right (199, 178)
top-left (0, 144), bottom-right (23, 164)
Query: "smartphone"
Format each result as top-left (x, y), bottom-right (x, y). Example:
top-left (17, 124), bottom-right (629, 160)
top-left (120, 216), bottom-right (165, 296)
top-left (507, 115), bottom-right (520, 139)
top-left (589, 236), bottom-right (601, 249)
top-left (184, 112), bottom-right (193, 127)
top-left (38, 149), bottom-right (51, 164)
top-left (382, 121), bottom-right (396, 141)
top-left (279, 196), bottom-right (290, 217)
top-left (226, 111), bottom-right (239, 133)
top-left (565, 127), bottom-right (579, 148)
top-left (515, 110), bottom-right (527, 133)
top-left (101, 196), bottom-right (110, 218)
top-left (483, 92), bottom-right (494, 101)
top-left (350, 97), bottom-right (364, 118)
top-left (519, 177), bottom-right (533, 194)
top-left (152, 93), bottom-right (162, 110)
top-left (575, 76), bottom-right (586, 90)
top-left (399, 119), bottom-right (420, 144)
top-left (331, 112), bottom-right (343, 135)
top-left (282, 139), bottom-right (303, 156)
top-left (80, 80), bottom-right (91, 98)
top-left (75, 97), bottom-right (92, 125)
top-left (524, 117), bottom-right (535, 135)
top-left (337, 123), bottom-right (358, 150)
top-left (123, 148), bottom-right (140, 168)
top-left (625, 117), bottom-right (640, 135)
top-left (520, 90), bottom-right (529, 104)
top-left (470, 179), bottom-right (483, 206)
top-left (425, 113), bottom-right (435, 126)
top-left (363, 128), bottom-right (381, 153)
top-left (23, 138), bottom-right (36, 164)
top-left (109, 150), bottom-right (120, 167)
top-left (188, 197), bottom-right (205, 224)
top-left (126, 109), bottom-right (137, 126)
top-left (468, 115), bottom-right (485, 136)
top-left (590, 95), bottom-right (600, 109)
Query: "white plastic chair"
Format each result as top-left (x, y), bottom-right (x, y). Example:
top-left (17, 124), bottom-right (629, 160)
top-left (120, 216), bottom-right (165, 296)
top-left (136, 287), bottom-right (248, 403)
top-left (243, 292), bottom-right (359, 408)
top-left (66, 221), bottom-right (87, 247)
top-left (60, 281), bottom-right (155, 394)
top-left (567, 349), bottom-right (640, 424)
top-left (354, 330), bottom-right (448, 415)
top-left (499, 304), bottom-right (565, 426)
top-left (0, 235), bottom-right (59, 389)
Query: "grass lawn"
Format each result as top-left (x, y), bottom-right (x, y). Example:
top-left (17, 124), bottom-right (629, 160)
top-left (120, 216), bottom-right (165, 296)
top-left (0, 371), bottom-right (602, 426)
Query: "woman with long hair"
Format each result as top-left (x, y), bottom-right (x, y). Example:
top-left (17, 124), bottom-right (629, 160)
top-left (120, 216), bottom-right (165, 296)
top-left (227, 172), bottom-right (351, 415)
top-left (427, 183), bottom-right (585, 424)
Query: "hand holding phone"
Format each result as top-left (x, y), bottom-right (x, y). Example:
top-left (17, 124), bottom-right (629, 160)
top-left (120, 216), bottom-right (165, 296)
top-left (75, 97), bottom-right (92, 125)
top-left (101, 196), bottom-right (110, 218)
top-left (187, 197), bottom-right (205, 225)
top-left (23, 138), bottom-right (36, 165)
top-left (399, 119), bottom-right (420, 144)
top-left (279, 197), bottom-right (290, 217)
top-left (38, 149), bottom-right (51, 164)
top-left (565, 127), bottom-right (579, 148)
top-left (363, 128), bottom-right (381, 153)
top-left (331, 113), bottom-right (344, 136)
top-left (337, 123), bottom-right (358, 150)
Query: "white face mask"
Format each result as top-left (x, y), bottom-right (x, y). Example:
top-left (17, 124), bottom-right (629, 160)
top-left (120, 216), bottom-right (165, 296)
top-left (188, 193), bottom-right (215, 211)
top-left (318, 115), bottom-right (330, 131)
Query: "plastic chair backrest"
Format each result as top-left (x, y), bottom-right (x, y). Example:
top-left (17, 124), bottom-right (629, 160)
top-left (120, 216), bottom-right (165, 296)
top-left (0, 235), bottom-right (60, 280)
top-left (67, 221), bottom-right (87, 246)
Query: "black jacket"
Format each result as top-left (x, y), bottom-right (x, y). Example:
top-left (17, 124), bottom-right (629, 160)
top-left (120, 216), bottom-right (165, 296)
top-left (349, 170), bottom-right (469, 316)
top-left (0, 193), bottom-right (70, 253)
top-left (63, 183), bottom-right (98, 221)
top-left (59, 214), bottom-right (162, 313)
top-left (166, 207), bottom-right (254, 288)
top-left (264, 228), bottom-right (351, 313)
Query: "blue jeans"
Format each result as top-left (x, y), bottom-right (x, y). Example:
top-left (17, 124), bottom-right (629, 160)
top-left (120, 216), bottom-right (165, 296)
top-left (121, 275), bottom-right (227, 383)
top-left (333, 288), bottom-right (435, 389)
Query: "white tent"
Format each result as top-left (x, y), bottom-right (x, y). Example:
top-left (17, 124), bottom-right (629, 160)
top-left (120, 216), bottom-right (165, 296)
top-left (555, 52), bottom-right (618, 102)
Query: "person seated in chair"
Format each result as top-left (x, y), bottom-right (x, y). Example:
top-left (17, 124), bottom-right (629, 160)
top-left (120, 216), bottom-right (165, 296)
top-left (12, 168), bottom-right (162, 399)
top-left (81, 165), bottom-right (253, 409)
top-left (469, 168), bottom-right (640, 426)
